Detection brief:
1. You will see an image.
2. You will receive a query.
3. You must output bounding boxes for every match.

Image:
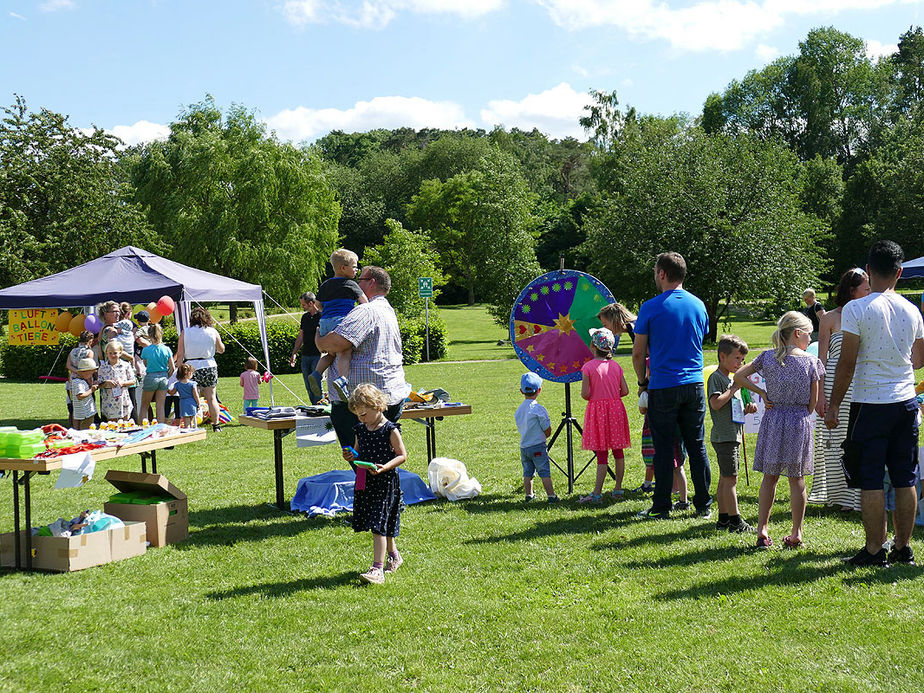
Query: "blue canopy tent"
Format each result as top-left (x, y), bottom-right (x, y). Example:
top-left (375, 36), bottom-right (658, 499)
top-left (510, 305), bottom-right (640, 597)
top-left (901, 255), bottom-right (924, 279)
top-left (0, 245), bottom-right (273, 383)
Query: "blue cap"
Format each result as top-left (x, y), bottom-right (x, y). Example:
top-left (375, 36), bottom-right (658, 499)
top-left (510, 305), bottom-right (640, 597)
top-left (520, 372), bottom-right (543, 393)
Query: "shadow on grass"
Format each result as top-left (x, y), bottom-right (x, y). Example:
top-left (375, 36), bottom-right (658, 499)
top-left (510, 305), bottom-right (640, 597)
top-left (0, 418), bottom-right (62, 430)
top-left (179, 503), bottom-right (337, 549)
top-left (654, 549), bottom-right (852, 601)
top-left (206, 570), bottom-right (358, 599)
top-left (464, 508), bottom-right (639, 544)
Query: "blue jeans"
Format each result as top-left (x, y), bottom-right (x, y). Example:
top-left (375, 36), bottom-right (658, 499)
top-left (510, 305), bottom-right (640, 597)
top-left (300, 354), bottom-right (321, 405)
top-left (648, 383), bottom-right (712, 513)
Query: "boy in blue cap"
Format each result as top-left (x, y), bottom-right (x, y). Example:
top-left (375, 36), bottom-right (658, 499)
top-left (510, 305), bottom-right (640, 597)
top-left (515, 372), bottom-right (558, 503)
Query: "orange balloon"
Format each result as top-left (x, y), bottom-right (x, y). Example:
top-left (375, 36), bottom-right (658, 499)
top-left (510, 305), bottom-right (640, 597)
top-left (54, 311), bottom-right (73, 332)
top-left (148, 307), bottom-right (163, 324)
top-left (147, 302), bottom-right (157, 312)
top-left (68, 314), bottom-right (86, 337)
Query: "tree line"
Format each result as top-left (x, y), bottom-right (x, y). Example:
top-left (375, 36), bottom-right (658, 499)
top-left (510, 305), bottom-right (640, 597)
top-left (2, 25), bottom-right (922, 337)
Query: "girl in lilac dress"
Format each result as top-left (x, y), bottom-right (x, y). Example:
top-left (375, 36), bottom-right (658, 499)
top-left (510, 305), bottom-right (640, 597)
top-left (735, 311), bottom-right (824, 550)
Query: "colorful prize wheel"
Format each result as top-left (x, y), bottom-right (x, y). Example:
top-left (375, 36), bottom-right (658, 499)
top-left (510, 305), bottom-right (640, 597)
top-left (510, 270), bottom-right (616, 383)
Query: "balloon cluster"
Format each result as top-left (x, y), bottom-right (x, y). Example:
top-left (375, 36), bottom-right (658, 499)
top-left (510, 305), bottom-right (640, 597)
top-left (55, 296), bottom-right (177, 337)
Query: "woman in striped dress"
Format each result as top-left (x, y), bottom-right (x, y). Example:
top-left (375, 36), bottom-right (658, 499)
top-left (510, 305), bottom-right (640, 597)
top-left (808, 268), bottom-right (870, 511)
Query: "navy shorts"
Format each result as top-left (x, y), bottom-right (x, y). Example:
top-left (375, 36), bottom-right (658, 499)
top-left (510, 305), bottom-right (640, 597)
top-left (521, 444), bottom-right (551, 478)
top-left (844, 399), bottom-right (920, 491)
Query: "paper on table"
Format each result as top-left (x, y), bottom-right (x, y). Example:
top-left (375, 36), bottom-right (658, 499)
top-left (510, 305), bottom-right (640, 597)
top-left (54, 452), bottom-right (95, 489)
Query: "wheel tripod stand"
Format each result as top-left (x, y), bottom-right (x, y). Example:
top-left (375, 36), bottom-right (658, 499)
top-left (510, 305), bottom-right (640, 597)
top-left (546, 381), bottom-right (616, 493)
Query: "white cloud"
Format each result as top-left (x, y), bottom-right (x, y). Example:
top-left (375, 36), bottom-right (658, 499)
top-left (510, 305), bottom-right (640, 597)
top-left (39, 0), bottom-right (75, 11)
top-left (9, 11), bottom-right (27, 20)
top-left (755, 43), bottom-right (781, 62)
top-left (108, 121), bottom-right (170, 147)
top-left (264, 96), bottom-right (475, 143)
top-left (620, 77), bottom-right (634, 88)
top-left (480, 82), bottom-right (594, 139)
top-left (866, 39), bottom-right (897, 61)
top-left (280, 0), bottom-right (502, 29)
top-left (533, 0), bottom-right (924, 52)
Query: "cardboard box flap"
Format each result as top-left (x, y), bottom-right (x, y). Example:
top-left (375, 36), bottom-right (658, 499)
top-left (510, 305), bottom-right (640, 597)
top-left (105, 469), bottom-right (186, 500)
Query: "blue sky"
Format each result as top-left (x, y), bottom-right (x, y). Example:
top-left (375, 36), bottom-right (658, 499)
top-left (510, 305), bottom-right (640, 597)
top-left (2, 0), bottom-right (922, 145)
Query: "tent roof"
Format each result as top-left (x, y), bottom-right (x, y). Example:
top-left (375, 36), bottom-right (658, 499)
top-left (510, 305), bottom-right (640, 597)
top-left (901, 255), bottom-right (924, 279)
top-left (0, 246), bottom-right (263, 309)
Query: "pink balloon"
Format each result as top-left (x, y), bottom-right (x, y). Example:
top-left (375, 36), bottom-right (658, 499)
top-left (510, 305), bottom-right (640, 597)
top-left (156, 295), bottom-right (176, 316)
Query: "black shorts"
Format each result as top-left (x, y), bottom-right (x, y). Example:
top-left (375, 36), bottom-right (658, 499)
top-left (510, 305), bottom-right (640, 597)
top-left (844, 400), bottom-right (920, 491)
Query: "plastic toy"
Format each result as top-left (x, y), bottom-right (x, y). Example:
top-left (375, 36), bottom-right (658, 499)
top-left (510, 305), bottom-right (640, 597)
top-left (261, 372), bottom-right (274, 383)
top-left (353, 460), bottom-right (377, 469)
top-left (343, 445), bottom-right (359, 458)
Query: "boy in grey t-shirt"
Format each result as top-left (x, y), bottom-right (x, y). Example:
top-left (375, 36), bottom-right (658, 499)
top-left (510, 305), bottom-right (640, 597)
top-left (708, 335), bottom-right (757, 533)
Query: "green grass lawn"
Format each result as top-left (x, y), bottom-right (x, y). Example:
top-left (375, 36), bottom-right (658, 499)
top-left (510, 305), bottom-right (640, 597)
top-left (437, 304), bottom-right (515, 361)
top-left (1, 311), bottom-right (923, 691)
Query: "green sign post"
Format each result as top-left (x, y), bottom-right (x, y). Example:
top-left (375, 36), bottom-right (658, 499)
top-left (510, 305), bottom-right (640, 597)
top-left (418, 278), bottom-right (432, 361)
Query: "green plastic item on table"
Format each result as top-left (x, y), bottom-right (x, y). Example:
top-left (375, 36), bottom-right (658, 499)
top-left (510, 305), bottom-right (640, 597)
top-left (36, 526), bottom-right (52, 536)
top-left (353, 460), bottom-right (377, 469)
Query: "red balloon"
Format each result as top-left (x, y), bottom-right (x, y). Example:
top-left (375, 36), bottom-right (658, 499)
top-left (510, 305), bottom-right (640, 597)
top-left (156, 295), bottom-right (175, 316)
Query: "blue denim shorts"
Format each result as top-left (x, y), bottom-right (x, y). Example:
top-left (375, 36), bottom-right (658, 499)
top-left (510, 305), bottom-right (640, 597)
top-left (143, 371), bottom-right (169, 392)
top-left (318, 316), bottom-right (345, 337)
top-left (521, 443), bottom-right (551, 478)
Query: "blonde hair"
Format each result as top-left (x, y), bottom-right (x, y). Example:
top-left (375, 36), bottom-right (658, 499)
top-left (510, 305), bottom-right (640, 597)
top-left (98, 300), bottom-right (119, 319)
top-left (330, 248), bottom-right (358, 270)
top-left (148, 323), bottom-right (163, 344)
top-left (771, 311), bottom-right (812, 364)
top-left (597, 302), bottom-right (636, 334)
top-left (105, 341), bottom-right (124, 356)
top-left (348, 383), bottom-right (388, 414)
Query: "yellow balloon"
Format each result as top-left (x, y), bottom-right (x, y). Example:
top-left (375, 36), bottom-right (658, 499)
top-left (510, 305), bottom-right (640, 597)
top-left (68, 314), bottom-right (86, 337)
top-left (54, 311), bottom-right (73, 333)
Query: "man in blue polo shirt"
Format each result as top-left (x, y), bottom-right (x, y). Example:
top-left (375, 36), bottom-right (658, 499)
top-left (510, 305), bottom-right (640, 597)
top-left (633, 252), bottom-right (713, 519)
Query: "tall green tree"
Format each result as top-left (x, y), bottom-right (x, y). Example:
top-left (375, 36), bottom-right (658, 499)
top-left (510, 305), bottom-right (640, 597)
top-left (583, 127), bottom-right (826, 340)
top-left (130, 97), bottom-right (340, 313)
top-left (407, 147), bottom-right (540, 324)
top-left (360, 219), bottom-right (444, 317)
top-left (0, 96), bottom-right (157, 289)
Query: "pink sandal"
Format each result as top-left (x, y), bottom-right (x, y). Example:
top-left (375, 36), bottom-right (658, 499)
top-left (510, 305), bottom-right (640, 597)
top-left (756, 536), bottom-right (773, 549)
top-left (783, 535), bottom-right (804, 549)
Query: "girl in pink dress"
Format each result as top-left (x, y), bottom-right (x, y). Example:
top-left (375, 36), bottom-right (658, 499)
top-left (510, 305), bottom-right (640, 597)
top-left (579, 328), bottom-right (632, 502)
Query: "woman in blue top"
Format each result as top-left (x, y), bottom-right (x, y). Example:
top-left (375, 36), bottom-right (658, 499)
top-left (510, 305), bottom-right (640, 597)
top-left (140, 323), bottom-right (175, 423)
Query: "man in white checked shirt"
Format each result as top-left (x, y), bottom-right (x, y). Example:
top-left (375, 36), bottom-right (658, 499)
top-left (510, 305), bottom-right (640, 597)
top-left (316, 265), bottom-right (410, 446)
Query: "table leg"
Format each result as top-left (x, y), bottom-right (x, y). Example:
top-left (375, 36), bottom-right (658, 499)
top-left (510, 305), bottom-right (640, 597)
top-left (425, 419), bottom-right (435, 462)
top-left (12, 470), bottom-right (20, 570)
top-left (151, 450), bottom-right (158, 475)
top-left (140, 454), bottom-right (147, 474)
top-left (24, 474), bottom-right (32, 571)
top-left (274, 429), bottom-right (286, 510)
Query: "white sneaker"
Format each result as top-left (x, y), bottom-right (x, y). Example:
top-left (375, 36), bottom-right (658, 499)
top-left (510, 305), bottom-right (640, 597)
top-left (384, 553), bottom-right (403, 573)
top-left (360, 566), bottom-right (385, 584)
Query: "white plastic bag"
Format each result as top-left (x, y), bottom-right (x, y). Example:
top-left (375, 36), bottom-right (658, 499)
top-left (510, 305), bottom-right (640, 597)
top-left (427, 457), bottom-right (481, 501)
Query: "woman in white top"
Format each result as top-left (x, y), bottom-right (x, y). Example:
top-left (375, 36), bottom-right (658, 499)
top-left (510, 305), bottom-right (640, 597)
top-left (810, 268), bottom-right (870, 511)
top-left (175, 307), bottom-right (225, 431)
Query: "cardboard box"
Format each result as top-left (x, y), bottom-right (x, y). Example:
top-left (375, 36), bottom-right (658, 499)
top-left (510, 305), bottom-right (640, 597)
top-left (103, 470), bottom-right (188, 548)
top-left (109, 520), bottom-right (147, 561)
top-left (0, 529), bottom-right (111, 572)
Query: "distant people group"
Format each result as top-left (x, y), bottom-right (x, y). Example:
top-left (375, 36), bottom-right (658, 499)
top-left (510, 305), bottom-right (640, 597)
top-left (517, 241), bottom-right (924, 566)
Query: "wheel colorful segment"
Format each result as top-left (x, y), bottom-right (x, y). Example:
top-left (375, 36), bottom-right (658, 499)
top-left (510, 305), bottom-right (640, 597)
top-left (509, 270), bottom-right (616, 383)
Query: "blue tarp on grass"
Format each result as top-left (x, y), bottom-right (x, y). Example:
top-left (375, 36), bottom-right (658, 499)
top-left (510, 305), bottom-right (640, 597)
top-left (290, 468), bottom-right (436, 517)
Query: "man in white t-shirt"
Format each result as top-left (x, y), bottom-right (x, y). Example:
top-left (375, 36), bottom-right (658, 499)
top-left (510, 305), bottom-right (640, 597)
top-left (826, 240), bottom-right (924, 567)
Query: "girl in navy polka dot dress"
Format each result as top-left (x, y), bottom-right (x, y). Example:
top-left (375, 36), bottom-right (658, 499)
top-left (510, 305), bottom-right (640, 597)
top-left (343, 383), bottom-right (408, 585)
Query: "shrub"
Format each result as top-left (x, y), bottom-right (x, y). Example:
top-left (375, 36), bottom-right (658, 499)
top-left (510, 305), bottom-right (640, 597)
top-left (0, 311), bottom-right (449, 379)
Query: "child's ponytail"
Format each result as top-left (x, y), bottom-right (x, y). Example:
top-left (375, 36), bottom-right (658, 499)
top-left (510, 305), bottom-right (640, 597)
top-left (772, 311), bottom-right (813, 364)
